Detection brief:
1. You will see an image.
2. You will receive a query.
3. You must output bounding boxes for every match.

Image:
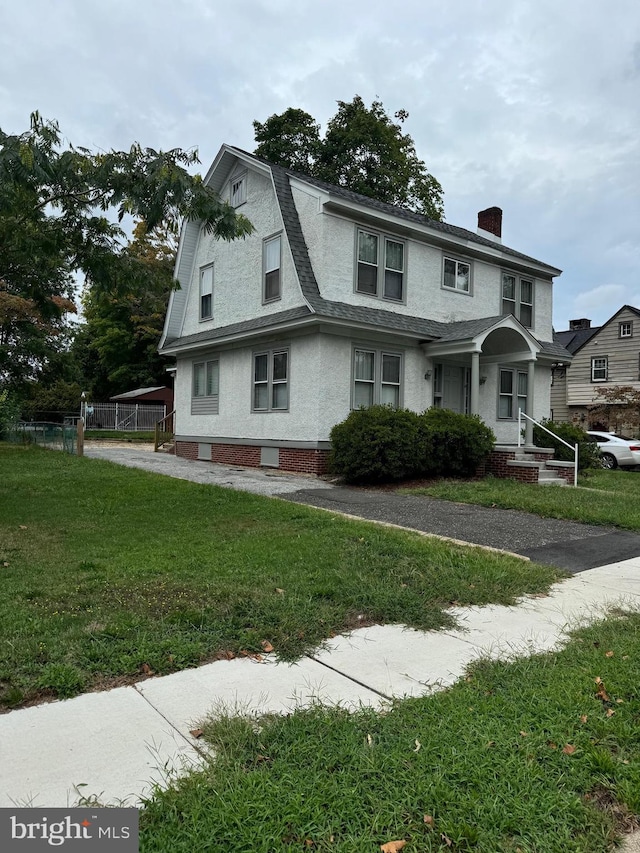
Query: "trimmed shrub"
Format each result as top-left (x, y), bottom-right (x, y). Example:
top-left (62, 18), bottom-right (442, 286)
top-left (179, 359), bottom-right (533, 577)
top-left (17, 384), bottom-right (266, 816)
top-left (418, 408), bottom-right (495, 476)
top-left (532, 420), bottom-right (599, 470)
top-left (329, 405), bottom-right (420, 484)
top-left (329, 406), bottom-right (496, 483)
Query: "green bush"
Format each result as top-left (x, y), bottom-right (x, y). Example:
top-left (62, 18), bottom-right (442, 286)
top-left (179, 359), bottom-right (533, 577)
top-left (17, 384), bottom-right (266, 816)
top-left (329, 405), bottom-right (420, 484)
top-left (418, 408), bottom-right (496, 476)
top-left (532, 420), bottom-right (599, 470)
top-left (329, 406), bottom-right (495, 484)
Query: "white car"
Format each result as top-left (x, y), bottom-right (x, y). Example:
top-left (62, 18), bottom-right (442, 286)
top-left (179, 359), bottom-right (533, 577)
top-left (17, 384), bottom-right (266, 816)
top-left (587, 431), bottom-right (640, 469)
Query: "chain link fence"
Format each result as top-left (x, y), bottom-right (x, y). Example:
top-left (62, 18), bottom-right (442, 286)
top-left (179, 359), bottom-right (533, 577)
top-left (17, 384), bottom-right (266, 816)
top-left (5, 421), bottom-right (78, 454)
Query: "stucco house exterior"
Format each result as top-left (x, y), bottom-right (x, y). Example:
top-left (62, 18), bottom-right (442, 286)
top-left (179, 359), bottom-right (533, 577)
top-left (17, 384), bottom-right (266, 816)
top-left (552, 306), bottom-right (640, 429)
top-left (159, 145), bottom-right (571, 474)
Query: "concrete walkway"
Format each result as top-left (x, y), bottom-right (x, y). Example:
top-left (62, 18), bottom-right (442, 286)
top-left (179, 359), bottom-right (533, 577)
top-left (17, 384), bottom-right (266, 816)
top-left (2, 444), bottom-right (640, 853)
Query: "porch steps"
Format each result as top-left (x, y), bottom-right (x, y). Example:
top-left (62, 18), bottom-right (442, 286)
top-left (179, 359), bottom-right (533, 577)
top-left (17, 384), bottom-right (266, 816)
top-left (506, 448), bottom-right (568, 486)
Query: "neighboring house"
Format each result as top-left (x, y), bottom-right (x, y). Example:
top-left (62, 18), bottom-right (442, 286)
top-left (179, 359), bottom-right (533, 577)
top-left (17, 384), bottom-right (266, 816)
top-left (110, 386), bottom-right (174, 410)
top-left (552, 306), bottom-right (640, 429)
top-left (159, 145), bottom-right (570, 474)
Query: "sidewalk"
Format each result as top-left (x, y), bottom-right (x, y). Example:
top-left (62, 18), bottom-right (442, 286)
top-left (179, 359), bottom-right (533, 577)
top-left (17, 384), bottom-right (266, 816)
top-left (3, 446), bottom-right (640, 820)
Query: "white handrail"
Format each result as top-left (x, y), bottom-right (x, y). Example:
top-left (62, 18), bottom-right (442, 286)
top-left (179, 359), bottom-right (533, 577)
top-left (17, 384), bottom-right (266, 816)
top-left (518, 409), bottom-right (578, 487)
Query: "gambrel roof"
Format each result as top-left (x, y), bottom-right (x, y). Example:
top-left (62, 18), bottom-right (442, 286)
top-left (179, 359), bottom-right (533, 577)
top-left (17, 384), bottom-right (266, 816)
top-left (161, 145), bottom-right (569, 362)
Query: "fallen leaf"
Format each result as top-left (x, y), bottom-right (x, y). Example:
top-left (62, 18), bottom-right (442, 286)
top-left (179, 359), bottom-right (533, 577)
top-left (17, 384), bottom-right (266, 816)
top-left (19, 525), bottom-right (27, 529)
top-left (366, 734), bottom-right (373, 747)
top-left (606, 708), bottom-right (615, 718)
top-left (413, 739), bottom-right (421, 752)
top-left (580, 715), bottom-right (588, 723)
top-left (261, 640), bottom-right (274, 653)
top-left (605, 650), bottom-right (614, 658)
top-left (623, 655), bottom-right (629, 660)
top-left (275, 588), bottom-right (285, 595)
top-left (423, 815), bottom-right (434, 827)
top-left (595, 676), bottom-right (602, 684)
top-left (547, 741), bottom-right (557, 749)
top-left (519, 730), bottom-right (529, 737)
top-left (140, 663), bottom-right (154, 675)
top-left (2, 562), bottom-right (8, 567)
top-left (441, 834), bottom-right (453, 847)
top-left (616, 698), bottom-right (624, 704)
top-left (189, 728), bottom-right (204, 739)
top-left (305, 840), bottom-right (314, 847)
top-left (596, 685), bottom-right (611, 702)
top-left (563, 744), bottom-right (577, 755)
top-left (380, 841), bottom-right (406, 853)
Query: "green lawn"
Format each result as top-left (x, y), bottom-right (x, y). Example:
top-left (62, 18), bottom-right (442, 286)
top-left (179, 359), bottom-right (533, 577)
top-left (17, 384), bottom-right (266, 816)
top-left (140, 613), bottom-right (640, 852)
top-left (403, 470), bottom-right (640, 531)
top-left (0, 445), bottom-right (558, 709)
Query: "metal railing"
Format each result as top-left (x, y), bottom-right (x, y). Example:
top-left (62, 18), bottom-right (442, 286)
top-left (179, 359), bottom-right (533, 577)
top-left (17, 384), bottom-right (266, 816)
top-left (518, 409), bottom-right (578, 487)
top-left (82, 402), bottom-right (166, 431)
top-left (154, 410), bottom-right (175, 452)
top-left (4, 421), bottom-right (78, 455)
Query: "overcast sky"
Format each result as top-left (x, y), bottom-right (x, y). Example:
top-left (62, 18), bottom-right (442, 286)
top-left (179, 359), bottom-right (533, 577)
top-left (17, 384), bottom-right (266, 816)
top-left (2, 0), bottom-right (639, 331)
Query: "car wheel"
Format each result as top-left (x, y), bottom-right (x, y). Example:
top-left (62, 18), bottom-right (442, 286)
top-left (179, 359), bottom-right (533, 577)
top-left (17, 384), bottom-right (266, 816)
top-left (601, 453), bottom-right (617, 469)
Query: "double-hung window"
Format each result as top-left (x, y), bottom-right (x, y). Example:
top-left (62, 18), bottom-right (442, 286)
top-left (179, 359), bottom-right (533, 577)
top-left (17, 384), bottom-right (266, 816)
top-left (443, 257), bottom-right (471, 293)
top-left (253, 349), bottom-right (288, 411)
top-left (353, 348), bottom-right (403, 408)
top-left (191, 359), bottom-right (219, 414)
top-left (502, 273), bottom-right (533, 328)
top-left (356, 230), bottom-right (405, 301)
top-left (591, 356), bottom-right (608, 382)
top-left (498, 368), bottom-right (528, 419)
top-left (199, 264), bottom-right (213, 321)
top-left (263, 235), bottom-right (281, 302)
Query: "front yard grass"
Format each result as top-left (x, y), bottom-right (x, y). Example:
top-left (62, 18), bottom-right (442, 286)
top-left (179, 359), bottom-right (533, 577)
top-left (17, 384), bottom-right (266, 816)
top-left (0, 445), bottom-right (559, 710)
top-left (404, 470), bottom-right (640, 531)
top-left (140, 613), bottom-right (640, 852)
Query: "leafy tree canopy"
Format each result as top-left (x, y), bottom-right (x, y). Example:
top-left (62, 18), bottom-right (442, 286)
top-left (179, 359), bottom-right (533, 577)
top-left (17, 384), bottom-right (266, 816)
top-left (253, 96), bottom-right (444, 220)
top-left (589, 385), bottom-right (640, 435)
top-left (0, 112), bottom-right (253, 390)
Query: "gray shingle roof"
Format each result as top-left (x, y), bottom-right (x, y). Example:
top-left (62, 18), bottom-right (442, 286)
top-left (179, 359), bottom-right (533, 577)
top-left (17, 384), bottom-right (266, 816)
top-left (554, 327), bottom-right (601, 354)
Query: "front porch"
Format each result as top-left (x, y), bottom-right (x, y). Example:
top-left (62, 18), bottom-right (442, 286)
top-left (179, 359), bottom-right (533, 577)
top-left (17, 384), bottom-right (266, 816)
top-left (481, 445), bottom-right (575, 486)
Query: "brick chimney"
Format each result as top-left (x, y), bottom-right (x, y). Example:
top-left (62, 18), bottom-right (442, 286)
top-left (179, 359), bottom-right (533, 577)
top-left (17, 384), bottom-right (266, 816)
top-left (569, 318), bottom-right (591, 330)
top-left (477, 206), bottom-right (502, 239)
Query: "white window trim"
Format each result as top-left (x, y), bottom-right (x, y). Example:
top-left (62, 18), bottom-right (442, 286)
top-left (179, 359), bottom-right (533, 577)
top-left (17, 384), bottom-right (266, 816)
top-left (351, 346), bottom-right (404, 409)
top-left (442, 256), bottom-right (472, 295)
top-left (619, 321), bottom-right (633, 339)
top-left (199, 264), bottom-right (213, 321)
top-left (354, 228), bottom-right (406, 303)
top-left (230, 172), bottom-right (247, 207)
top-left (591, 356), bottom-right (608, 382)
top-left (252, 347), bottom-right (289, 412)
top-left (501, 272), bottom-right (534, 328)
top-left (497, 366), bottom-right (528, 420)
top-left (262, 233), bottom-right (282, 303)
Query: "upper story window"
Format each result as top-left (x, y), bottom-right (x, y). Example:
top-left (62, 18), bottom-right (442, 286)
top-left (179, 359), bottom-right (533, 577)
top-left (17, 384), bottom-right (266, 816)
top-left (356, 229), bottom-right (405, 302)
top-left (353, 348), bottom-right (403, 408)
top-left (253, 348), bottom-right (288, 411)
top-left (591, 356), bottom-right (608, 382)
top-left (442, 257), bottom-right (471, 294)
top-left (263, 235), bottom-right (281, 302)
top-left (199, 264), bottom-right (213, 321)
top-left (619, 321), bottom-right (633, 338)
top-left (502, 273), bottom-right (533, 328)
top-left (230, 174), bottom-right (247, 207)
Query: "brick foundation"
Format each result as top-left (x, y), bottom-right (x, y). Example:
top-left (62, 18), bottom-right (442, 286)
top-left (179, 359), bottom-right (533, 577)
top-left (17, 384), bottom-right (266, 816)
top-left (175, 441), bottom-right (330, 476)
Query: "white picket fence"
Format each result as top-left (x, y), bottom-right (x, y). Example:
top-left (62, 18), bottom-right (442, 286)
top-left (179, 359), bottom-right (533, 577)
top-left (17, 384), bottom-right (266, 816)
top-left (82, 402), bottom-right (166, 431)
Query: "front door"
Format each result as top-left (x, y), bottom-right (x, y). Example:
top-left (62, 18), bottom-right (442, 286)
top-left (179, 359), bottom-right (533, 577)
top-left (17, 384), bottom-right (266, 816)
top-left (434, 364), bottom-right (469, 414)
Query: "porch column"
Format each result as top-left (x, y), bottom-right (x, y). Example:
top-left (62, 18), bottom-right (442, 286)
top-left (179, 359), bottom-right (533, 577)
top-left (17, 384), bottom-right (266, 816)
top-left (525, 359), bottom-right (535, 445)
top-left (470, 351), bottom-right (480, 415)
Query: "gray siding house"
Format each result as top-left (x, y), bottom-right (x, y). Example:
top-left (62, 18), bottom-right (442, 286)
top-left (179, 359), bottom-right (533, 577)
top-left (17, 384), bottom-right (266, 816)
top-left (553, 306), bottom-right (640, 429)
top-left (160, 145), bottom-right (571, 474)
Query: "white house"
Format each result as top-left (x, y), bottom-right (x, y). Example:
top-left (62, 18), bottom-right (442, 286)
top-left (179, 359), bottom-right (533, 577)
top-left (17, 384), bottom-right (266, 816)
top-left (159, 145), bottom-right (571, 474)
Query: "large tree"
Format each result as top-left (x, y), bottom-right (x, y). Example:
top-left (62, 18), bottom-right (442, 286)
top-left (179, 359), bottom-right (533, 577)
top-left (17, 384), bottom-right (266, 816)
top-left (0, 112), bottom-right (252, 392)
top-left (253, 96), bottom-right (444, 220)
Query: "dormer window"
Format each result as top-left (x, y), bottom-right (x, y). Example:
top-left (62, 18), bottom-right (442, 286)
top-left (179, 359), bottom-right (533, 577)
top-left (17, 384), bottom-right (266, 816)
top-left (355, 229), bottom-right (405, 302)
top-left (230, 174), bottom-right (246, 207)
